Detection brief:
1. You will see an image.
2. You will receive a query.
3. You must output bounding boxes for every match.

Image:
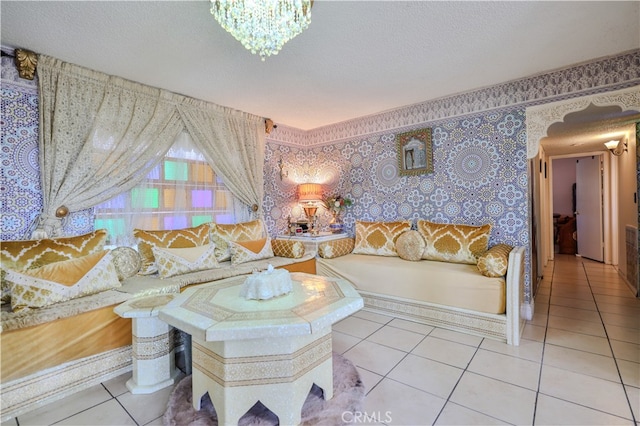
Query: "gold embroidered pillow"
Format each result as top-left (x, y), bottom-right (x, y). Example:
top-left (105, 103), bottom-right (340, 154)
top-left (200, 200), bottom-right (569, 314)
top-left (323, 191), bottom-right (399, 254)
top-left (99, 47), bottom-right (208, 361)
top-left (353, 220), bottom-right (412, 256)
top-left (229, 237), bottom-right (274, 265)
top-left (152, 243), bottom-right (219, 279)
top-left (134, 223), bottom-right (211, 275)
top-left (417, 220), bottom-right (491, 264)
top-left (477, 244), bottom-right (513, 277)
top-left (318, 238), bottom-right (355, 259)
top-left (395, 230), bottom-right (426, 261)
top-left (210, 219), bottom-right (265, 262)
top-left (271, 239), bottom-right (305, 259)
top-left (6, 250), bottom-right (121, 312)
top-left (0, 229), bottom-right (108, 302)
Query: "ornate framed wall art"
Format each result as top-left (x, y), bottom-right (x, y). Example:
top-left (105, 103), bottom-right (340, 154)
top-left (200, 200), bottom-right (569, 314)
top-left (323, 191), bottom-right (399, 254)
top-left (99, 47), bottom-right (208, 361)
top-left (396, 128), bottom-right (433, 176)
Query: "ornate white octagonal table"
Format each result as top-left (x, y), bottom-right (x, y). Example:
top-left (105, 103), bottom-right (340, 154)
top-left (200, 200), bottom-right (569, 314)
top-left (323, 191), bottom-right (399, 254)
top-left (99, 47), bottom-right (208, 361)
top-left (159, 272), bottom-right (363, 426)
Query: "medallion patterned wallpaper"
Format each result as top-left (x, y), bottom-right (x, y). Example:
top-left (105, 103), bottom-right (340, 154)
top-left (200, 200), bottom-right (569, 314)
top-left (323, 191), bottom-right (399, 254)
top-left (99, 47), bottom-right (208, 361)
top-left (265, 109), bottom-right (528, 250)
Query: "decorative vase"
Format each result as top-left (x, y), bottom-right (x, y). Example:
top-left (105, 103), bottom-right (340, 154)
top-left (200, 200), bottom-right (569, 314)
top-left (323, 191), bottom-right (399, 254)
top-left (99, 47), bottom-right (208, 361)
top-left (329, 211), bottom-right (344, 234)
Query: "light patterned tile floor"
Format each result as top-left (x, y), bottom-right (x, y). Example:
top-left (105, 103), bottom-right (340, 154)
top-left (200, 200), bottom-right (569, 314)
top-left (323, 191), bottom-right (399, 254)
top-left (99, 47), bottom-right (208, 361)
top-left (3, 255), bottom-right (638, 425)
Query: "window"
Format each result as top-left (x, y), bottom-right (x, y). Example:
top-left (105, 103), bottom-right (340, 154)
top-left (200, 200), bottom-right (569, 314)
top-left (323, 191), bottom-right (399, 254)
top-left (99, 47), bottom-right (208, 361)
top-left (95, 132), bottom-right (234, 246)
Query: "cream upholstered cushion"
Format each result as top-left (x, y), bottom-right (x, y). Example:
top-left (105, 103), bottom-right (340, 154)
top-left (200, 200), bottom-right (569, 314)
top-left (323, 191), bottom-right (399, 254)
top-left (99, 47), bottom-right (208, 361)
top-left (0, 229), bottom-right (108, 302)
top-left (110, 246), bottom-right (141, 280)
top-left (134, 223), bottom-right (211, 275)
top-left (353, 220), bottom-right (412, 257)
top-left (271, 239), bottom-right (305, 259)
top-left (395, 230), bottom-right (426, 261)
top-left (152, 243), bottom-right (219, 278)
top-left (229, 237), bottom-right (274, 265)
top-left (477, 244), bottom-right (513, 277)
top-left (417, 220), bottom-right (491, 264)
top-left (6, 250), bottom-right (121, 312)
top-left (318, 238), bottom-right (355, 259)
top-left (210, 219), bottom-right (265, 262)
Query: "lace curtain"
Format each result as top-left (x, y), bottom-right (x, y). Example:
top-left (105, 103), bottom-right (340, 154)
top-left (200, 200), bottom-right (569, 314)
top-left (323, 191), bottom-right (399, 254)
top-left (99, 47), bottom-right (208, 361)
top-left (34, 54), bottom-right (265, 238)
top-left (179, 98), bottom-right (266, 221)
top-left (35, 55), bottom-right (183, 237)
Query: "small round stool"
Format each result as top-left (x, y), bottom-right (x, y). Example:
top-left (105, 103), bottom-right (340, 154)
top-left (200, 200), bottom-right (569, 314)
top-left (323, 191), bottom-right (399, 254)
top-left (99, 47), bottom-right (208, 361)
top-left (114, 294), bottom-right (179, 394)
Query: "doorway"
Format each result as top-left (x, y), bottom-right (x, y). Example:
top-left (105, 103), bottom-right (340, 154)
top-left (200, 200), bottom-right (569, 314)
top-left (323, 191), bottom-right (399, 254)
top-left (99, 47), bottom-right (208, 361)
top-left (551, 155), bottom-right (605, 262)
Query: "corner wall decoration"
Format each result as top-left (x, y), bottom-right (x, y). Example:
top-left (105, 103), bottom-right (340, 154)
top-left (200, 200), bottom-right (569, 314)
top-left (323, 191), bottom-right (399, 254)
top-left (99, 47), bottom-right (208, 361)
top-left (14, 48), bottom-right (37, 80)
top-left (396, 128), bottom-right (433, 176)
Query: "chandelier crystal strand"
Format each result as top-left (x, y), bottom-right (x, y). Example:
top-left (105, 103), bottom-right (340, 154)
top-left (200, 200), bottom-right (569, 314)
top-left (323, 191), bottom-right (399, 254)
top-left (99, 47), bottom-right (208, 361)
top-left (210, 0), bottom-right (312, 61)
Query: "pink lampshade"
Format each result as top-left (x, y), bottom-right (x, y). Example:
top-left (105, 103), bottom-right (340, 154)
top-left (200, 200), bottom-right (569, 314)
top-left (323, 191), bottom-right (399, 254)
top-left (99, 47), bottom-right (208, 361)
top-left (298, 183), bottom-right (322, 202)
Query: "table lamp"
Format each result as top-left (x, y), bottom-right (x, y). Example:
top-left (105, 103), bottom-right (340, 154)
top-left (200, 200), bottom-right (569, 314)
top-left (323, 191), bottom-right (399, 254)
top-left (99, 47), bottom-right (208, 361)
top-left (298, 183), bottom-right (322, 235)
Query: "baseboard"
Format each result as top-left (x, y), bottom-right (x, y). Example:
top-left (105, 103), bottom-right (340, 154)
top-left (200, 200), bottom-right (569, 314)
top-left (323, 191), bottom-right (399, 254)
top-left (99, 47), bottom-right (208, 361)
top-left (0, 346), bottom-right (133, 422)
top-left (360, 292), bottom-right (508, 342)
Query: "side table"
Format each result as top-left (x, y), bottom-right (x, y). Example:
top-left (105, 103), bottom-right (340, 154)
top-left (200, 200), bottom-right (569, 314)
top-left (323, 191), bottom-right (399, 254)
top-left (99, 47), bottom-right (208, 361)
top-left (114, 294), bottom-right (180, 394)
top-left (276, 232), bottom-right (349, 256)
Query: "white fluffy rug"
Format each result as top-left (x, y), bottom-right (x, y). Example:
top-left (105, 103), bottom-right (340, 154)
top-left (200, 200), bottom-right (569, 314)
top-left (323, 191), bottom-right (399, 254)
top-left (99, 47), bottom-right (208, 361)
top-left (162, 352), bottom-right (365, 426)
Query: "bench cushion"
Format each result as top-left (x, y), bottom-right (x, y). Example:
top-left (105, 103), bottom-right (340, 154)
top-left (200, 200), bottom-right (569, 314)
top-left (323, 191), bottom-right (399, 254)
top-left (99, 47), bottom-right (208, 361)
top-left (317, 254), bottom-right (505, 314)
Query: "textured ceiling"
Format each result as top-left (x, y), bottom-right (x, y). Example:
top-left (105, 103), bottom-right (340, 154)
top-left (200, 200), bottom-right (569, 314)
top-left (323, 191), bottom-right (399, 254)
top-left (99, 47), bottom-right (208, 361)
top-left (1, 1), bottom-right (639, 131)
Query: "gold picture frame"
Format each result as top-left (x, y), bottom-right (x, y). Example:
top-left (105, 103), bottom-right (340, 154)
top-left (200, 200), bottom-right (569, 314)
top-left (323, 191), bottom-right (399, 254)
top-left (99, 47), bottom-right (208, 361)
top-left (396, 128), bottom-right (433, 176)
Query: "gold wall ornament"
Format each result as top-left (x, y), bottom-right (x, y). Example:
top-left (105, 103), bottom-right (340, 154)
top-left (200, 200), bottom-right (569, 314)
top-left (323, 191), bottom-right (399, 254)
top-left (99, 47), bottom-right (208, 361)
top-left (55, 205), bottom-right (69, 218)
top-left (14, 49), bottom-right (38, 80)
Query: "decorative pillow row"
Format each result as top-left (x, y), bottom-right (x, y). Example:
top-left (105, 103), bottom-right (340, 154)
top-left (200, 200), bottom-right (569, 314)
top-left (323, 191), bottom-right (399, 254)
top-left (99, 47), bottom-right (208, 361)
top-left (395, 229), bottom-right (512, 276)
top-left (134, 220), bottom-right (304, 277)
top-left (350, 219), bottom-right (491, 264)
top-left (0, 229), bottom-right (109, 303)
top-left (133, 220), bottom-right (262, 275)
top-left (5, 250), bottom-right (121, 312)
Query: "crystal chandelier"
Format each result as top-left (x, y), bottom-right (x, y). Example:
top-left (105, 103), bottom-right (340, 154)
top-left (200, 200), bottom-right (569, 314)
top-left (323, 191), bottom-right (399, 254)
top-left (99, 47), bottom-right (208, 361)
top-left (210, 0), bottom-right (313, 61)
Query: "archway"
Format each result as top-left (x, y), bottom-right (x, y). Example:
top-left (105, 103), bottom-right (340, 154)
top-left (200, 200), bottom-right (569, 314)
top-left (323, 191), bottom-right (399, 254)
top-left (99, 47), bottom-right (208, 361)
top-left (526, 86), bottom-right (640, 296)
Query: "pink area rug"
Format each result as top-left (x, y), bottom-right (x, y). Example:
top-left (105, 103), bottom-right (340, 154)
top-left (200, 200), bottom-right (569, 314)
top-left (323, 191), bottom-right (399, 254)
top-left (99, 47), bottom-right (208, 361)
top-left (162, 352), bottom-right (365, 426)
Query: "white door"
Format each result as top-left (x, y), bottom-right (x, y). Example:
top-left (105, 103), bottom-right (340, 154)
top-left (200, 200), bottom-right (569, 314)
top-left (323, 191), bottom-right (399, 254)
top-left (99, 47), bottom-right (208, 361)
top-left (575, 156), bottom-right (604, 262)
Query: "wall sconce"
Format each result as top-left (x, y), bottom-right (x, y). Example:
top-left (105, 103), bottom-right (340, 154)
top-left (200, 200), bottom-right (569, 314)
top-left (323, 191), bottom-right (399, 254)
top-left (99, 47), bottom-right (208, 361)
top-left (278, 156), bottom-right (288, 181)
top-left (298, 183), bottom-right (323, 235)
top-left (604, 139), bottom-right (627, 156)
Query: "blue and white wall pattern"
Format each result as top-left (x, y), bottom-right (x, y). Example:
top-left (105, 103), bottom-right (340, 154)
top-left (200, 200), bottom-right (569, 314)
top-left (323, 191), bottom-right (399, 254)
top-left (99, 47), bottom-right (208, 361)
top-left (1, 60), bottom-right (42, 240)
top-left (265, 109), bottom-right (528, 251)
